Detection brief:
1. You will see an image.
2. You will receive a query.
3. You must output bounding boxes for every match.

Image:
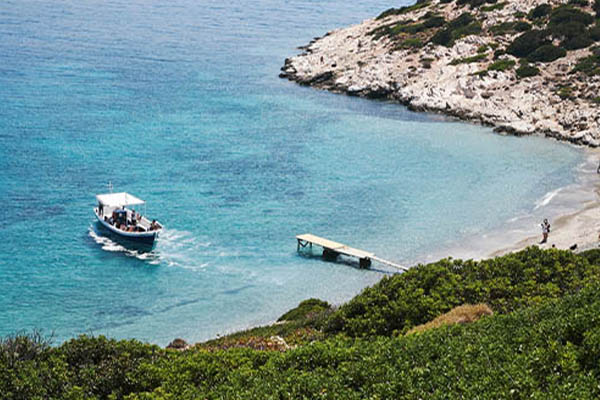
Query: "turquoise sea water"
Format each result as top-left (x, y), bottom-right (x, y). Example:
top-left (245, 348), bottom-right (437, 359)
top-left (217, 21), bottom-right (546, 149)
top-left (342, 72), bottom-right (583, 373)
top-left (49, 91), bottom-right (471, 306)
top-left (0, 0), bottom-right (583, 345)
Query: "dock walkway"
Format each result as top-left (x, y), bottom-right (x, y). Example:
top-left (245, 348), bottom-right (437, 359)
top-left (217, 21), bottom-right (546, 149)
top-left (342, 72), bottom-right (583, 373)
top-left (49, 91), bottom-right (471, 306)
top-left (296, 233), bottom-right (407, 271)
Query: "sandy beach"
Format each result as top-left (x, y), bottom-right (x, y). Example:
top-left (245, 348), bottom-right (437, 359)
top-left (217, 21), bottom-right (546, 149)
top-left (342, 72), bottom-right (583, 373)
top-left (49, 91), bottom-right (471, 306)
top-left (421, 147), bottom-right (600, 263)
top-left (491, 154), bottom-right (600, 256)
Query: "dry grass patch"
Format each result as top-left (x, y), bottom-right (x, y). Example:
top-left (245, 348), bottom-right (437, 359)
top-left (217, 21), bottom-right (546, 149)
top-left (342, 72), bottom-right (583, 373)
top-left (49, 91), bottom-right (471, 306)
top-left (407, 304), bottom-right (493, 334)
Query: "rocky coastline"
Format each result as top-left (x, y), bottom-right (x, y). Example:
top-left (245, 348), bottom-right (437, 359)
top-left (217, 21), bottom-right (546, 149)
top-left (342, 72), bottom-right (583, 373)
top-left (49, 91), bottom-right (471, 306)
top-left (280, 0), bottom-right (600, 146)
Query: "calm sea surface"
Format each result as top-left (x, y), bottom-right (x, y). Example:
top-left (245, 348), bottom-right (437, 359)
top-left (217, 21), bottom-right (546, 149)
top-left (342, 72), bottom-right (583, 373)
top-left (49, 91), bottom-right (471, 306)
top-left (0, 0), bottom-right (583, 344)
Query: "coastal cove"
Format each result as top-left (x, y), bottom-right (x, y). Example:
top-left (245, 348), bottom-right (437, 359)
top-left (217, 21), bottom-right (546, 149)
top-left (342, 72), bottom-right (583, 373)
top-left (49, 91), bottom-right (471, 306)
top-left (0, 0), bottom-right (593, 347)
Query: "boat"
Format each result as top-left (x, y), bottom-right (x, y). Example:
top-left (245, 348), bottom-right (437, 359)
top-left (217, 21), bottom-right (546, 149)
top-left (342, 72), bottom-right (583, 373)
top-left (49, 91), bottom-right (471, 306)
top-left (94, 191), bottom-right (162, 247)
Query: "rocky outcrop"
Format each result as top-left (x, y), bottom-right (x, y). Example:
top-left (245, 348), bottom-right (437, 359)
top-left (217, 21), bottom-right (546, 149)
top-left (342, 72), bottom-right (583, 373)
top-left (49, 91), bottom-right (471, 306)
top-left (281, 0), bottom-right (600, 146)
top-left (166, 338), bottom-right (189, 350)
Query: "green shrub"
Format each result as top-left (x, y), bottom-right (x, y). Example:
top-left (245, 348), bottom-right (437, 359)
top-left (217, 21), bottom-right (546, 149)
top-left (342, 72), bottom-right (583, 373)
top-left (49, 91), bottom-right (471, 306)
top-left (588, 25), bottom-right (600, 40)
top-left (487, 58), bottom-right (516, 71)
top-left (431, 13), bottom-right (481, 46)
top-left (449, 53), bottom-right (488, 64)
top-left (572, 53), bottom-right (600, 75)
top-left (325, 247), bottom-right (600, 337)
top-left (370, 15), bottom-right (446, 41)
top-left (569, 0), bottom-right (589, 6)
top-left (527, 44), bottom-right (567, 62)
top-left (457, 0), bottom-right (486, 7)
top-left (528, 3), bottom-right (552, 20)
top-left (278, 299), bottom-right (331, 322)
top-left (490, 20), bottom-right (531, 35)
top-left (557, 86), bottom-right (575, 99)
top-left (549, 5), bottom-right (594, 26)
top-left (563, 34), bottom-right (594, 50)
top-left (516, 63), bottom-right (540, 78)
top-left (506, 29), bottom-right (549, 57)
top-left (423, 15), bottom-right (446, 28)
top-left (398, 37), bottom-right (425, 48)
top-left (7, 282), bottom-right (600, 399)
top-left (376, 1), bottom-right (431, 19)
top-left (547, 12), bottom-right (594, 50)
top-left (480, 2), bottom-right (506, 11)
top-left (579, 249), bottom-right (600, 266)
top-left (4, 249), bottom-right (600, 398)
top-left (431, 27), bottom-right (453, 45)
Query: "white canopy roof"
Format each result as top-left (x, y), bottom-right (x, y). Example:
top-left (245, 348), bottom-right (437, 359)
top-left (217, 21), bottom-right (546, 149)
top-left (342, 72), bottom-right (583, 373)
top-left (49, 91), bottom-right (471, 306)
top-left (96, 192), bottom-right (145, 207)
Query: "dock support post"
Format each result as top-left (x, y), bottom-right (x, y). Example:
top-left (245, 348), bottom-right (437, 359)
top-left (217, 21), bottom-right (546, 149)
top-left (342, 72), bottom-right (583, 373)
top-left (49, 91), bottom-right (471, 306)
top-left (322, 248), bottom-right (339, 261)
top-left (359, 257), bottom-right (372, 269)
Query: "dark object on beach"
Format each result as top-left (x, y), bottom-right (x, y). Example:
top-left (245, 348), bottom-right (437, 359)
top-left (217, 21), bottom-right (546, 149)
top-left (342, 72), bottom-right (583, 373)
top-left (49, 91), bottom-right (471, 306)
top-left (570, 243), bottom-right (578, 251)
top-left (597, 160), bottom-right (600, 174)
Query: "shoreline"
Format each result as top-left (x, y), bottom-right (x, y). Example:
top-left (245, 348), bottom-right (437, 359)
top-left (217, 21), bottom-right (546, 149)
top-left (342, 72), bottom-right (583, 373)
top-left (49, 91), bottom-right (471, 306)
top-left (418, 147), bottom-right (600, 264)
top-left (280, 0), bottom-right (600, 147)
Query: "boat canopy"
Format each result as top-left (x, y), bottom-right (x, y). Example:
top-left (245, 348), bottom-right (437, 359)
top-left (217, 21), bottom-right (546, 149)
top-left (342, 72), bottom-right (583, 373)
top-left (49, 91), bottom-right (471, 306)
top-left (96, 192), bottom-right (145, 208)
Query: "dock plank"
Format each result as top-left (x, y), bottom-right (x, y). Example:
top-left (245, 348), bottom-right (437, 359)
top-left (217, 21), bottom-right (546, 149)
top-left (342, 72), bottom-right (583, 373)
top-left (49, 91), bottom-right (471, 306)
top-left (296, 233), bottom-right (408, 271)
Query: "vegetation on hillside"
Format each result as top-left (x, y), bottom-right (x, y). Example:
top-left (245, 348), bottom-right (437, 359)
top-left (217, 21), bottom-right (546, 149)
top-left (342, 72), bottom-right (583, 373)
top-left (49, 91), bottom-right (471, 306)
top-left (372, 0), bottom-right (600, 89)
top-left (3, 248), bottom-right (600, 398)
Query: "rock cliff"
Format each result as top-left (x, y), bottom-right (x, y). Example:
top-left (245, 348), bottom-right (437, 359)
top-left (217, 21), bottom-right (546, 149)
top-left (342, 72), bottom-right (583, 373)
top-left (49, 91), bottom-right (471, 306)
top-left (281, 0), bottom-right (600, 146)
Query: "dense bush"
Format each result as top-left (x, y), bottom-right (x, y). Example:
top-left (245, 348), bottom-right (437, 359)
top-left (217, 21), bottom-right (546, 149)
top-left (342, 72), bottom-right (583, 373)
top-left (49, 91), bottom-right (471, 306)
top-left (528, 3), bottom-right (552, 20)
top-left (527, 44), bottom-right (567, 62)
top-left (278, 298), bottom-right (331, 322)
top-left (489, 20), bottom-right (531, 35)
top-left (370, 15), bottom-right (446, 41)
top-left (547, 6), bottom-right (595, 49)
top-left (487, 58), bottom-right (516, 71)
top-left (430, 13), bottom-right (481, 46)
top-left (548, 5), bottom-right (594, 26)
top-left (4, 282), bottom-right (600, 399)
top-left (506, 29), bottom-right (549, 57)
top-left (376, 1), bottom-right (430, 20)
top-left (449, 53), bottom-right (487, 64)
top-left (589, 25), bottom-right (600, 41)
top-left (572, 53), bottom-right (600, 75)
top-left (325, 247), bottom-right (600, 337)
top-left (516, 63), bottom-right (540, 78)
top-left (569, 0), bottom-right (589, 6)
top-left (480, 2), bottom-right (506, 11)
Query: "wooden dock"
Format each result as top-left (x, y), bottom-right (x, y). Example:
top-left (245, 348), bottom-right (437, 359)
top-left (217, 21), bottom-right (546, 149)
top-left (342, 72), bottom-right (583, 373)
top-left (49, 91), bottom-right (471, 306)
top-left (296, 233), bottom-right (408, 271)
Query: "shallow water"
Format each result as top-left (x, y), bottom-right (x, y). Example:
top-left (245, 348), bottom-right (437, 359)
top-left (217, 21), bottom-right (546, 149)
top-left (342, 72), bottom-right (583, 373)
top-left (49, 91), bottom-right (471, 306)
top-left (0, 0), bottom-right (584, 344)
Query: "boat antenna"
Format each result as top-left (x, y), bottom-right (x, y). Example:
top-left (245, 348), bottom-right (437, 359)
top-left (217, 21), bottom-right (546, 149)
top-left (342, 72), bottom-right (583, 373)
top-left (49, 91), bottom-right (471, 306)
top-left (108, 181), bottom-right (113, 193)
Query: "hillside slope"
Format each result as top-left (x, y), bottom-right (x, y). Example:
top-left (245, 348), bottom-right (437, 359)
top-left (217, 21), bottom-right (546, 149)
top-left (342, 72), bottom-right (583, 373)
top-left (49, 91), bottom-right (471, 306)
top-left (281, 0), bottom-right (600, 146)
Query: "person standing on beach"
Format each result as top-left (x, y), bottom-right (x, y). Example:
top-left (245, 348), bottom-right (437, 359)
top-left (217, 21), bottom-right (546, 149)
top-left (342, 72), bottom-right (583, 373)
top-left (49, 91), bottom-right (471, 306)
top-left (540, 219), bottom-right (551, 244)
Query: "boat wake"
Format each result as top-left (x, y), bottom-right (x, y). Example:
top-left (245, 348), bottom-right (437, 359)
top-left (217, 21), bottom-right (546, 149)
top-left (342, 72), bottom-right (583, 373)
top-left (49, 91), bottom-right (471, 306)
top-left (88, 226), bottom-right (161, 263)
top-left (89, 225), bottom-right (215, 269)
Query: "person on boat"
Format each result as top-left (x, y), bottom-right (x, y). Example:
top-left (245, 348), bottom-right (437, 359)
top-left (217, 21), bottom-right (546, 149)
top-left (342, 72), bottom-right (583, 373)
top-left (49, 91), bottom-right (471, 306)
top-left (150, 220), bottom-right (159, 231)
top-left (540, 219), bottom-right (551, 244)
top-left (98, 202), bottom-right (104, 216)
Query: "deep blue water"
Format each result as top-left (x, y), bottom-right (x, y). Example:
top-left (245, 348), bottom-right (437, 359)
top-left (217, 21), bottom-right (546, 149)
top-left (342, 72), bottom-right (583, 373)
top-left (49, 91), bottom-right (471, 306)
top-left (0, 0), bottom-right (583, 344)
